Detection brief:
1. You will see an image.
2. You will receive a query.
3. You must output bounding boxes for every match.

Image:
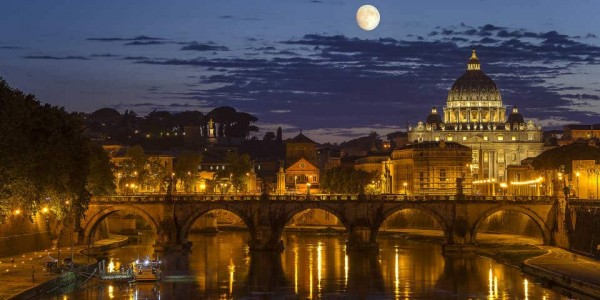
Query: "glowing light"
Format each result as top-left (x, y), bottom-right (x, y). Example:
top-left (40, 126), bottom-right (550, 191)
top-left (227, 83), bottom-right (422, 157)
top-left (294, 247), bottom-right (299, 294)
top-left (108, 260), bottom-right (115, 273)
top-left (13, 209), bottom-right (21, 215)
top-left (356, 5), bottom-right (380, 31)
top-left (228, 258), bottom-right (235, 294)
top-left (108, 285), bottom-right (114, 299)
top-left (42, 207), bottom-right (49, 214)
top-left (317, 242), bottom-right (322, 295)
top-left (510, 177), bottom-right (543, 186)
top-left (395, 248), bottom-right (400, 298)
top-left (343, 250), bottom-right (348, 290)
top-left (524, 279), bottom-right (529, 300)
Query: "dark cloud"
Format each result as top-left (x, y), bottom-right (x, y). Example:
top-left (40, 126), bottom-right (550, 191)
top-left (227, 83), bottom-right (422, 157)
top-left (23, 55), bottom-right (89, 60)
top-left (124, 40), bottom-right (170, 46)
top-left (86, 35), bottom-right (165, 42)
top-left (122, 56), bottom-right (150, 60)
top-left (90, 53), bottom-right (120, 57)
top-left (119, 24), bottom-right (600, 130)
top-left (180, 42), bottom-right (229, 51)
top-left (479, 37), bottom-right (500, 44)
top-left (219, 15), bottom-right (233, 19)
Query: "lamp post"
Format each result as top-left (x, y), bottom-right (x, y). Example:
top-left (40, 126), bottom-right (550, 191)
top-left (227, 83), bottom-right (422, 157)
top-left (306, 183), bottom-right (311, 196)
top-left (403, 182), bottom-right (408, 195)
top-left (499, 182), bottom-right (507, 196)
top-left (575, 172), bottom-right (580, 198)
top-left (294, 175), bottom-right (297, 195)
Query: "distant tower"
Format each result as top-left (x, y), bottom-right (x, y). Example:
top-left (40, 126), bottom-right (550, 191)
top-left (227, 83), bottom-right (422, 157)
top-left (276, 166), bottom-right (286, 195)
top-left (276, 127), bottom-right (282, 142)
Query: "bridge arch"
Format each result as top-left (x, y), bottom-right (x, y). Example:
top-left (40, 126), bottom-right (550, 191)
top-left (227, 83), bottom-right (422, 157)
top-left (82, 205), bottom-right (160, 244)
top-left (179, 206), bottom-right (251, 243)
top-left (376, 204), bottom-right (452, 243)
top-left (470, 204), bottom-right (551, 245)
top-left (282, 204), bottom-right (349, 232)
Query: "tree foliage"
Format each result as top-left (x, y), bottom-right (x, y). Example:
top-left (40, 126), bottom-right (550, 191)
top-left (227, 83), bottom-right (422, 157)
top-left (320, 167), bottom-right (376, 194)
top-left (0, 79), bottom-right (115, 223)
top-left (215, 152), bottom-right (253, 193)
top-left (174, 151), bottom-right (202, 192)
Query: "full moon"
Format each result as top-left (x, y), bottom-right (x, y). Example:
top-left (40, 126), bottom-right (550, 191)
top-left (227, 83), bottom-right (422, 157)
top-left (356, 5), bottom-right (380, 31)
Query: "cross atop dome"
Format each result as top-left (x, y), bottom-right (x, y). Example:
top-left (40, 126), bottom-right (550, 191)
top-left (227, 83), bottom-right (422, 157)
top-left (467, 49), bottom-right (481, 71)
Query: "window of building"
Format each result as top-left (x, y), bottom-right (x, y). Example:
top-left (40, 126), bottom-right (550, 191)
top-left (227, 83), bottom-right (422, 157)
top-left (497, 135), bottom-right (504, 141)
top-left (462, 136), bottom-right (467, 141)
top-left (512, 136), bottom-right (517, 141)
top-left (447, 135), bottom-right (453, 141)
top-left (419, 172), bottom-right (425, 182)
top-left (434, 136), bottom-right (440, 141)
top-left (528, 133), bottom-right (534, 141)
top-left (440, 169), bottom-right (447, 182)
top-left (483, 136), bottom-right (488, 141)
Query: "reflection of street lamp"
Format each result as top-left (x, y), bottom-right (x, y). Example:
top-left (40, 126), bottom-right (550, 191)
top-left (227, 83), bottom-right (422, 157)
top-left (294, 176), bottom-right (297, 195)
top-left (403, 182), bottom-right (408, 195)
top-left (306, 183), bottom-right (311, 196)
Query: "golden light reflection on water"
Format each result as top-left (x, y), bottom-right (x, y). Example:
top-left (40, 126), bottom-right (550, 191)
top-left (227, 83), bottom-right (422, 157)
top-left (344, 247), bottom-right (348, 289)
top-left (394, 248), bottom-right (399, 300)
top-left (308, 247), bottom-right (313, 300)
top-left (228, 258), bottom-right (235, 295)
top-left (294, 246), bottom-right (299, 294)
top-left (54, 232), bottom-right (570, 299)
top-left (317, 242), bottom-right (322, 297)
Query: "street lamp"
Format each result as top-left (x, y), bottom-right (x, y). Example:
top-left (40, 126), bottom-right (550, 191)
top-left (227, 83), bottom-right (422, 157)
top-left (403, 182), bottom-right (408, 195)
top-left (294, 176), bottom-right (297, 195)
top-left (306, 183), bottom-right (311, 196)
top-left (575, 172), bottom-right (580, 198)
top-left (499, 182), bottom-right (508, 196)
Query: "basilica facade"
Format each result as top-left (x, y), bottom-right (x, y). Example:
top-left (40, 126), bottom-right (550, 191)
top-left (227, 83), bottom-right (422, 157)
top-left (407, 51), bottom-right (544, 188)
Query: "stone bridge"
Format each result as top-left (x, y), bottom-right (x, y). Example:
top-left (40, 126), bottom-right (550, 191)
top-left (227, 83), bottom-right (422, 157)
top-left (80, 194), bottom-right (562, 252)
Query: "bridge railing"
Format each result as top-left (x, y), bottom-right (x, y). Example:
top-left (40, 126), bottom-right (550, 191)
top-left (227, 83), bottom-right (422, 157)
top-left (92, 194), bottom-right (557, 203)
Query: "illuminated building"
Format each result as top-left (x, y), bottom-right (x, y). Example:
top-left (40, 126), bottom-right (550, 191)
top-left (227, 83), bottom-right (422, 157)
top-left (385, 141), bottom-right (472, 195)
top-left (408, 50), bottom-right (544, 186)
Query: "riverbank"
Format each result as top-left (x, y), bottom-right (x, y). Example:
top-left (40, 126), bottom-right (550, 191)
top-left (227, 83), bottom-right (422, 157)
top-left (382, 229), bottom-right (600, 299)
top-left (0, 235), bottom-right (128, 300)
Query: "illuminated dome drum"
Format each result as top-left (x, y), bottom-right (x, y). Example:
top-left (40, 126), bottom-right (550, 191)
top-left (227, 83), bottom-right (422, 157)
top-left (443, 50), bottom-right (505, 124)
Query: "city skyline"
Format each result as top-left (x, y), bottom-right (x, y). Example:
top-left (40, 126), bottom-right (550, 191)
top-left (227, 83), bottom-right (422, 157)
top-left (1, 1), bottom-right (600, 143)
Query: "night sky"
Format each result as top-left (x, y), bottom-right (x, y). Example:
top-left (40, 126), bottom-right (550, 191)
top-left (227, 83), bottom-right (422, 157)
top-left (1, 0), bottom-right (600, 142)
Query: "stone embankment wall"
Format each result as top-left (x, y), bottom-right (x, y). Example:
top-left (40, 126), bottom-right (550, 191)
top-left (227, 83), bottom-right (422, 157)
top-left (570, 208), bottom-right (600, 256)
top-left (0, 213), bottom-right (57, 258)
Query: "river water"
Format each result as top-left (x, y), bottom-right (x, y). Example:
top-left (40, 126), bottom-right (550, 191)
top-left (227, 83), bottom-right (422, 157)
top-left (46, 231), bottom-right (568, 299)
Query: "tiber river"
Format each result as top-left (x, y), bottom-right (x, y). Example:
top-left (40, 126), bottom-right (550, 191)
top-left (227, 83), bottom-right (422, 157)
top-left (43, 231), bottom-right (571, 299)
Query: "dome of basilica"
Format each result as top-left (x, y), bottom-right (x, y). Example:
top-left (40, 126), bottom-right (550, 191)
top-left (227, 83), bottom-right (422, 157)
top-left (446, 50), bottom-right (502, 106)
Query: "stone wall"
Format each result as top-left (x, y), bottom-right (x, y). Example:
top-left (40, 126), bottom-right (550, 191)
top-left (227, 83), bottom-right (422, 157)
top-left (0, 213), bottom-right (57, 258)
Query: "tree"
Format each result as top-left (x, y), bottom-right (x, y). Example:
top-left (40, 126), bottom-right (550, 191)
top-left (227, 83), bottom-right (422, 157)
top-left (174, 151), bottom-right (203, 192)
top-left (320, 167), bottom-right (376, 194)
top-left (276, 127), bottom-right (282, 142)
top-left (263, 131), bottom-right (276, 141)
top-left (0, 78), bottom-right (114, 223)
top-left (215, 152), bottom-right (253, 193)
top-left (86, 143), bottom-right (116, 196)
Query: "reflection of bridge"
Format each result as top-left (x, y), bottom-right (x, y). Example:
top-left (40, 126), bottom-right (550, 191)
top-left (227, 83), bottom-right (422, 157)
top-left (81, 195), bottom-right (564, 251)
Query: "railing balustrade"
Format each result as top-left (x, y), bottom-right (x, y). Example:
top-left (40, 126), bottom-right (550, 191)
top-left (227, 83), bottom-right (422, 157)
top-left (92, 193), bottom-right (559, 203)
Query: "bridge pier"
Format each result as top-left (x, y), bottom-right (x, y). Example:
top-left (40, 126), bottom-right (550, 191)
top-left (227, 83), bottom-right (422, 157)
top-left (249, 226), bottom-right (284, 251)
top-left (346, 226), bottom-right (378, 252)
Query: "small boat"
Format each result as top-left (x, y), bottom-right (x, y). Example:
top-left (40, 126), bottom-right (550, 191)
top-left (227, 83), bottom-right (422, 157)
top-left (133, 258), bottom-right (161, 283)
top-left (98, 260), bottom-right (135, 283)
